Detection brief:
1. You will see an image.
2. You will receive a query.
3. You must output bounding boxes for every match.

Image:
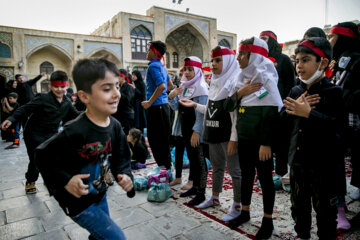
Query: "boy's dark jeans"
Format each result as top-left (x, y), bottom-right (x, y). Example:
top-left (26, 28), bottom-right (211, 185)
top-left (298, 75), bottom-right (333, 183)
top-left (290, 164), bottom-right (337, 240)
top-left (9, 123), bottom-right (20, 145)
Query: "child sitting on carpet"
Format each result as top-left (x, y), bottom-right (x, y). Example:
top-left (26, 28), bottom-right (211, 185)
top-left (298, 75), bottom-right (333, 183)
top-left (127, 128), bottom-right (148, 169)
top-left (224, 37), bottom-right (283, 239)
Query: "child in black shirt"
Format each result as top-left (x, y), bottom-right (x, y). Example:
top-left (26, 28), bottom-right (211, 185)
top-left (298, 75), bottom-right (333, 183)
top-left (1, 92), bottom-right (20, 149)
top-left (1, 71), bottom-right (79, 194)
top-left (283, 37), bottom-right (343, 239)
top-left (36, 58), bottom-right (133, 240)
top-left (127, 128), bottom-right (149, 169)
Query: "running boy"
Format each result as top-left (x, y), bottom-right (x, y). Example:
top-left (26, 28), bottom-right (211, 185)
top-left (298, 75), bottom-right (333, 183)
top-left (1, 71), bottom-right (79, 194)
top-left (283, 37), bottom-right (343, 239)
top-left (35, 58), bottom-right (134, 240)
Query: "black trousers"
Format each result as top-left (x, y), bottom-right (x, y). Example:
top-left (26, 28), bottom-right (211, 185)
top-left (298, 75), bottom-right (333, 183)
top-left (24, 133), bottom-right (49, 183)
top-left (238, 139), bottom-right (275, 215)
top-left (346, 127), bottom-right (360, 188)
top-left (173, 136), bottom-right (186, 179)
top-left (290, 163), bottom-right (337, 240)
top-left (146, 104), bottom-right (171, 169)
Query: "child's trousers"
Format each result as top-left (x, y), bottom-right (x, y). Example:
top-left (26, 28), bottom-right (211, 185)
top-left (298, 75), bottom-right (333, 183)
top-left (71, 194), bottom-right (126, 240)
top-left (290, 163), bottom-right (337, 240)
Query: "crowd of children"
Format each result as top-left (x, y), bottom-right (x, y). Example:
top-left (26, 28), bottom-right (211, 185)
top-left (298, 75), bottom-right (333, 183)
top-left (0, 21), bottom-right (359, 240)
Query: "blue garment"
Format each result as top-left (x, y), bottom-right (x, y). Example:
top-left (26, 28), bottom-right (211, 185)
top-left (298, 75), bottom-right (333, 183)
top-left (169, 95), bottom-right (208, 142)
top-left (145, 59), bottom-right (168, 105)
top-left (71, 194), bottom-right (126, 240)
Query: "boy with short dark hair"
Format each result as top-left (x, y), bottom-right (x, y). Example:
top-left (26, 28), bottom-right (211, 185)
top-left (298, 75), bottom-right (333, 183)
top-left (283, 37), bottom-right (344, 239)
top-left (35, 58), bottom-right (134, 240)
top-left (141, 40), bottom-right (172, 170)
top-left (1, 92), bottom-right (20, 149)
top-left (1, 71), bottom-right (79, 194)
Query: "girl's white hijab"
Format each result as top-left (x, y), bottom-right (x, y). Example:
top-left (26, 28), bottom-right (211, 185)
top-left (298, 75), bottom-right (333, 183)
top-left (179, 56), bottom-right (209, 99)
top-left (208, 46), bottom-right (241, 101)
top-left (233, 37), bottom-right (283, 110)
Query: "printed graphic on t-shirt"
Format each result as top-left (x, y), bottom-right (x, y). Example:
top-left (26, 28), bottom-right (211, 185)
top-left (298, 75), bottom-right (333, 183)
top-left (77, 139), bottom-right (112, 194)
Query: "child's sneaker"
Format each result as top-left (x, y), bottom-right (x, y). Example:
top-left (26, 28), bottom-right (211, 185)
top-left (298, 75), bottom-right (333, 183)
top-left (5, 144), bottom-right (19, 150)
top-left (25, 182), bottom-right (37, 194)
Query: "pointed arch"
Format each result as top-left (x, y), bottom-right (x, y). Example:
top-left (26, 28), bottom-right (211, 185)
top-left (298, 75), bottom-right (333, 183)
top-left (26, 43), bottom-right (72, 61)
top-left (89, 49), bottom-right (122, 68)
top-left (218, 39), bottom-right (231, 48)
top-left (130, 25), bottom-right (152, 60)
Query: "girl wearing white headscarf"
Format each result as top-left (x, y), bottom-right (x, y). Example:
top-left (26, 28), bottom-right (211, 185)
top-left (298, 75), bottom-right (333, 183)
top-left (179, 47), bottom-right (262, 222)
top-left (225, 37), bottom-right (282, 239)
top-left (168, 56), bottom-right (209, 206)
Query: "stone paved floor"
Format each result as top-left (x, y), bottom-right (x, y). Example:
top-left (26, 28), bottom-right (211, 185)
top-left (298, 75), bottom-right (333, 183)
top-left (0, 138), bottom-right (244, 240)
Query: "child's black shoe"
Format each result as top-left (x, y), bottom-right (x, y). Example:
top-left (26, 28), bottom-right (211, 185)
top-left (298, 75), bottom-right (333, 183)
top-left (255, 217), bottom-right (274, 239)
top-left (179, 187), bottom-right (197, 197)
top-left (187, 193), bottom-right (205, 206)
top-left (228, 210), bottom-right (250, 229)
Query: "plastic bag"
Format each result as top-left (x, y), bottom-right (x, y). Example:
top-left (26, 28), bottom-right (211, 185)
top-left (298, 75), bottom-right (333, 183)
top-left (257, 175), bottom-right (282, 191)
top-left (133, 177), bottom-right (148, 191)
top-left (147, 182), bottom-right (173, 202)
top-left (147, 168), bottom-right (169, 188)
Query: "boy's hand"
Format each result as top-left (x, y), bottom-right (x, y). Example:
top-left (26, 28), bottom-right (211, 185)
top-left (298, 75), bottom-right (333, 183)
top-left (1, 120), bottom-right (12, 130)
top-left (259, 145), bottom-right (272, 161)
top-left (179, 99), bottom-right (196, 108)
top-left (296, 91), bottom-right (320, 109)
top-left (141, 101), bottom-right (151, 109)
top-left (190, 131), bottom-right (200, 147)
top-left (117, 174), bottom-right (133, 192)
top-left (64, 174), bottom-right (90, 198)
top-left (284, 93), bottom-right (311, 118)
top-left (227, 141), bottom-right (238, 156)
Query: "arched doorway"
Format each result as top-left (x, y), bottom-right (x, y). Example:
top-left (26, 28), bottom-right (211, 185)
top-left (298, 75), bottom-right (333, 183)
top-left (165, 23), bottom-right (209, 70)
top-left (27, 45), bottom-right (72, 92)
top-left (89, 50), bottom-right (122, 68)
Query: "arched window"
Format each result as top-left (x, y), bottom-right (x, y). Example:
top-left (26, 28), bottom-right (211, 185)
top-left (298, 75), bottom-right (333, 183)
top-left (40, 61), bottom-right (54, 74)
top-left (131, 25), bottom-right (152, 60)
top-left (41, 80), bottom-right (50, 93)
top-left (0, 42), bottom-right (11, 58)
top-left (166, 52), bottom-right (170, 69)
top-left (218, 39), bottom-right (231, 48)
top-left (172, 52), bottom-right (179, 68)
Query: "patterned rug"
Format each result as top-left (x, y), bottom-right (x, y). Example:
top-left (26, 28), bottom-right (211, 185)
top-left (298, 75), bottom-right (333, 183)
top-left (132, 155), bottom-right (360, 240)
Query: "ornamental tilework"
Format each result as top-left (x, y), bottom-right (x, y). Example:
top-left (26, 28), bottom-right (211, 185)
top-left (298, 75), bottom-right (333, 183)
top-left (0, 67), bottom-right (14, 81)
top-left (0, 32), bottom-right (13, 47)
top-left (129, 19), bottom-right (154, 34)
top-left (84, 41), bottom-right (122, 59)
top-left (165, 14), bottom-right (209, 39)
top-left (218, 35), bottom-right (233, 48)
top-left (26, 36), bottom-right (73, 58)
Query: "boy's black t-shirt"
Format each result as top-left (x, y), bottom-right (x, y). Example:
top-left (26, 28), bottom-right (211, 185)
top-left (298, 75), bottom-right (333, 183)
top-left (2, 102), bottom-right (19, 119)
top-left (36, 113), bottom-right (133, 216)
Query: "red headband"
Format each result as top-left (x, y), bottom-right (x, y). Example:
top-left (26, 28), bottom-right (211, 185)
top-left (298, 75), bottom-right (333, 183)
top-left (120, 73), bottom-right (130, 83)
top-left (239, 44), bottom-right (268, 58)
top-left (50, 81), bottom-right (68, 87)
top-left (211, 48), bottom-right (236, 58)
top-left (149, 44), bottom-right (165, 65)
top-left (329, 26), bottom-right (359, 39)
top-left (260, 32), bottom-right (277, 41)
top-left (180, 67), bottom-right (183, 73)
top-left (183, 60), bottom-right (202, 69)
top-left (300, 40), bottom-right (327, 59)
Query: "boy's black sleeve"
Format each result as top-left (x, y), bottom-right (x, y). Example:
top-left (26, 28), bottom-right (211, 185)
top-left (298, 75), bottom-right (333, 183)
top-left (7, 94), bottom-right (43, 123)
top-left (111, 122), bottom-right (133, 181)
top-left (35, 131), bottom-right (74, 195)
top-left (260, 106), bottom-right (279, 146)
top-left (223, 92), bottom-right (240, 112)
top-left (26, 75), bottom-right (42, 87)
top-left (62, 100), bottom-right (80, 124)
top-left (280, 54), bottom-right (296, 99)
